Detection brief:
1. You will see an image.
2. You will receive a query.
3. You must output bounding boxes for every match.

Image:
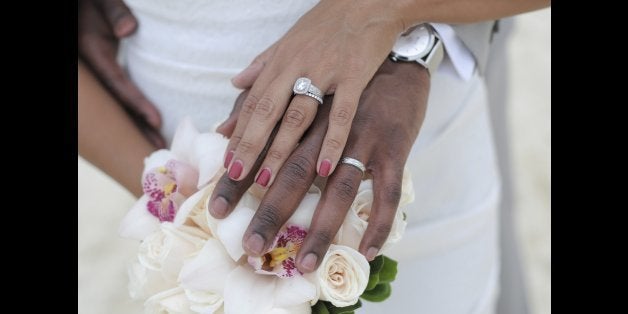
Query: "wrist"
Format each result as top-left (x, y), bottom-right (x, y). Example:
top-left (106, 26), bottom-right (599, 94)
top-left (382, 58), bottom-right (429, 82)
top-left (320, 0), bottom-right (407, 34)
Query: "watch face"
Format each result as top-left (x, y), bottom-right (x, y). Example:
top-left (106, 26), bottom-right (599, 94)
top-left (392, 24), bottom-right (434, 61)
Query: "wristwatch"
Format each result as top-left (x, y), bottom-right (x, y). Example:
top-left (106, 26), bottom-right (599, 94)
top-left (389, 24), bottom-right (444, 76)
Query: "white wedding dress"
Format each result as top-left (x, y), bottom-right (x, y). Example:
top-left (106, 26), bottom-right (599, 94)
top-left (120, 0), bottom-right (500, 313)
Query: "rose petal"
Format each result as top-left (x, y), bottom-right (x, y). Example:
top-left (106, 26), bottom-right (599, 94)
top-left (127, 259), bottom-right (175, 300)
top-left (144, 287), bottom-right (193, 314)
top-left (223, 266), bottom-right (276, 314)
top-left (179, 238), bottom-right (237, 294)
top-left (159, 223), bottom-right (208, 281)
top-left (119, 195), bottom-right (160, 240)
top-left (174, 186), bottom-right (208, 227)
top-left (184, 288), bottom-right (224, 314)
top-left (267, 302), bottom-right (312, 314)
top-left (317, 245), bottom-right (369, 308)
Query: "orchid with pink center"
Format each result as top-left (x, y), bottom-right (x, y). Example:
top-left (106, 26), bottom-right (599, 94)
top-left (143, 159), bottom-right (198, 222)
top-left (248, 225), bottom-right (307, 278)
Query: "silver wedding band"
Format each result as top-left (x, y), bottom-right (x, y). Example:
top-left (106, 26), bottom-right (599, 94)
top-left (293, 77), bottom-right (323, 105)
top-left (340, 157), bottom-right (366, 176)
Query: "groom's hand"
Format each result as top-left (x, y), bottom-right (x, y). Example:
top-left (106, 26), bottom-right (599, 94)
top-left (210, 59), bottom-right (430, 272)
top-left (79, 0), bottom-right (165, 148)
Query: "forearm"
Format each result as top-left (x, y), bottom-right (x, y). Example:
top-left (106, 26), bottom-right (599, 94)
top-left (78, 61), bottom-right (156, 197)
top-left (339, 0), bottom-right (549, 34)
top-left (397, 0), bottom-right (550, 26)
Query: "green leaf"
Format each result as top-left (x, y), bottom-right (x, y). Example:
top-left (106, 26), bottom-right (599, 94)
top-left (369, 255), bottom-right (384, 275)
top-left (312, 300), bottom-right (362, 314)
top-left (311, 301), bottom-right (330, 314)
top-left (328, 300), bottom-right (362, 314)
top-left (365, 272), bottom-right (380, 291)
top-left (378, 256), bottom-right (398, 283)
top-left (360, 283), bottom-right (392, 302)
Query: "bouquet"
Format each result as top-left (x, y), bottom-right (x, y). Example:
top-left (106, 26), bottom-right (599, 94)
top-left (119, 118), bottom-right (414, 313)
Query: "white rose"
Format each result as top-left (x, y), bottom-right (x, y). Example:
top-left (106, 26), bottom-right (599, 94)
top-left (184, 289), bottom-right (224, 314)
top-left (138, 223), bottom-right (208, 282)
top-left (127, 259), bottom-right (175, 300)
top-left (174, 183), bottom-right (216, 235)
top-left (145, 287), bottom-right (193, 314)
top-left (336, 178), bottom-right (408, 252)
top-left (316, 245), bottom-right (369, 307)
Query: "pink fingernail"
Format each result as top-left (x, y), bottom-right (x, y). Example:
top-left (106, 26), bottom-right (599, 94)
top-left (228, 160), bottom-right (243, 180)
top-left (224, 150), bottom-right (234, 169)
top-left (256, 168), bottom-right (271, 187)
top-left (319, 159), bottom-right (331, 177)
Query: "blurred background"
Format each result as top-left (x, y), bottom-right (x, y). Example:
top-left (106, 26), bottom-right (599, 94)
top-left (78, 8), bottom-right (550, 314)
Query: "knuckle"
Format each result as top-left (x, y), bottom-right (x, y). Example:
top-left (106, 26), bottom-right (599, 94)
top-left (384, 182), bottom-right (402, 204)
top-left (242, 94), bottom-right (259, 115)
top-left (331, 177), bottom-right (357, 203)
top-left (267, 150), bottom-right (283, 161)
top-left (254, 96), bottom-right (277, 119)
top-left (230, 134), bottom-right (242, 144)
top-left (238, 140), bottom-right (256, 154)
top-left (283, 156), bottom-right (314, 182)
top-left (254, 204), bottom-right (282, 230)
top-left (311, 229), bottom-right (333, 245)
top-left (325, 138), bottom-right (343, 151)
top-left (283, 107), bottom-right (307, 129)
top-left (330, 106), bottom-right (354, 126)
top-left (372, 222), bottom-right (392, 237)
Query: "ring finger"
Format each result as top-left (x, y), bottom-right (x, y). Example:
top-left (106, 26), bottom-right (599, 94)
top-left (295, 151), bottom-right (368, 273)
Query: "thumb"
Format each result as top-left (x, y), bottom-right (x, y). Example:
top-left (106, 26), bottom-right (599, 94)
top-left (230, 43), bottom-right (277, 89)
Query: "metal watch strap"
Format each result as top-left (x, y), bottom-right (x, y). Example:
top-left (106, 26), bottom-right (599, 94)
top-left (416, 35), bottom-right (444, 76)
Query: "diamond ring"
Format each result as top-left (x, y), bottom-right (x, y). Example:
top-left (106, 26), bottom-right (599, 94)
top-left (293, 77), bottom-right (323, 105)
top-left (340, 157), bottom-right (366, 176)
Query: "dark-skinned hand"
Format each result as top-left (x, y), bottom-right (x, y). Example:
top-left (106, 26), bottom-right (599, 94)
top-left (78, 0), bottom-right (165, 148)
top-left (210, 59), bottom-right (430, 273)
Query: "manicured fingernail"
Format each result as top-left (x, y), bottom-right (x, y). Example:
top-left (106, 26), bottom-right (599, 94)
top-left (224, 150), bottom-right (234, 169)
top-left (301, 253), bottom-right (318, 272)
top-left (366, 247), bottom-right (379, 261)
top-left (228, 160), bottom-right (243, 180)
top-left (319, 159), bottom-right (331, 177)
top-left (210, 196), bottom-right (228, 217)
top-left (255, 168), bottom-right (271, 187)
top-left (245, 233), bottom-right (265, 256)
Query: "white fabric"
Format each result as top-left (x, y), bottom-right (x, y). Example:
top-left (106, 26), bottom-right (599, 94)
top-left (431, 23), bottom-right (477, 80)
top-left (120, 1), bottom-right (499, 313)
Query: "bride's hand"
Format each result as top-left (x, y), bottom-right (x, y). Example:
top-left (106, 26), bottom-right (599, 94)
top-left (222, 0), bottom-right (407, 188)
top-left (211, 59), bottom-right (430, 272)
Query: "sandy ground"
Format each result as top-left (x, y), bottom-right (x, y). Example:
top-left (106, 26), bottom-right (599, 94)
top-left (78, 9), bottom-right (550, 314)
